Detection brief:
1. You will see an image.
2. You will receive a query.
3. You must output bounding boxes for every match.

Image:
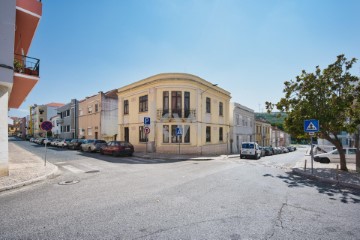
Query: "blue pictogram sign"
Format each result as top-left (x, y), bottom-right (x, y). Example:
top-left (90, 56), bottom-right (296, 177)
top-left (144, 117), bottom-right (150, 125)
top-left (176, 127), bottom-right (183, 136)
top-left (304, 119), bottom-right (319, 133)
top-left (40, 121), bottom-right (53, 131)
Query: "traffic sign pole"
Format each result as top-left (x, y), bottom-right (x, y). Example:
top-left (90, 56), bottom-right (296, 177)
top-left (310, 135), bottom-right (314, 174)
top-left (44, 131), bottom-right (48, 166)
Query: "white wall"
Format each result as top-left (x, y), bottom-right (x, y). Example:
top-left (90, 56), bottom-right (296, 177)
top-left (0, 88), bottom-right (9, 176)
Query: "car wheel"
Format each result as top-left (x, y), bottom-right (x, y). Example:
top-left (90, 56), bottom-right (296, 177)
top-left (112, 151), bottom-right (118, 157)
top-left (100, 150), bottom-right (104, 155)
top-left (88, 147), bottom-right (92, 152)
top-left (80, 147), bottom-right (83, 152)
top-left (128, 152), bottom-right (133, 157)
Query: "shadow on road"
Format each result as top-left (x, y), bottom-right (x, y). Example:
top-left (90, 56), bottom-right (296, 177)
top-left (263, 172), bottom-right (360, 204)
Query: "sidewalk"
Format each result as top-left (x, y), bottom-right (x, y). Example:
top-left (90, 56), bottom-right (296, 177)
top-left (0, 142), bottom-right (58, 192)
top-left (292, 155), bottom-right (360, 190)
top-left (133, 151), bottom-right (240, 161)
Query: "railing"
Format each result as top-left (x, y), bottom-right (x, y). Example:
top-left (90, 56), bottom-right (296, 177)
top-left (13, 54), bottom-right (40, 77)
top-left (157, 109), bottom-right (196, 119)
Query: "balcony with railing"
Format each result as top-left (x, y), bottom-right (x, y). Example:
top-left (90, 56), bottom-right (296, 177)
top-left (13, 54), bottom-right (40, 77)
top-left (157, 109), bottom-right (196, 120)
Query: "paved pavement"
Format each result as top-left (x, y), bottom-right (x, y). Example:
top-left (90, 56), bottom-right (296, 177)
top-left (1, 141), bottom-right (360, 192)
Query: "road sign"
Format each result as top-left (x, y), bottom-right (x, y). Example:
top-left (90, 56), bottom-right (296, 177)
top-left (304, 119), bottom-right (319, 133)
top-left (144, 127), bottom-right (150, 134)
top-left (40, 121), bottom-right (53, 131)
top-left (176, 127), bottom-right (182, 136)
top-left (144, 117), bottom-right (151, 125)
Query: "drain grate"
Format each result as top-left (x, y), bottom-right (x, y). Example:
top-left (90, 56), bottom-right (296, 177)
top-left (85, 170), bottom-right (100, 173)
top-left (58, 180), bottom-right (80, 185)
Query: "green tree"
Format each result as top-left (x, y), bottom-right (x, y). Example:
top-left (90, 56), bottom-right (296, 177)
top-left (266, 55), bottom-right (359, 171)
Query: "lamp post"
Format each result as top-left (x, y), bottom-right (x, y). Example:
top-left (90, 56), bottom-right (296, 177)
top-left (200, 83), bottom-right (218, 155)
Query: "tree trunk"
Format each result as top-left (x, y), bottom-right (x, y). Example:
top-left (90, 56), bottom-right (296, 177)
top-left (356, 128), bottom-right (360, 173)
top-left (323, 133), bottom-right (348, 171)
top-left (333, 141), bottom-right (348, 171)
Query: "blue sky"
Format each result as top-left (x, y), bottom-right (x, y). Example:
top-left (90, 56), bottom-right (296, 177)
top-left (10, 0), bottom-right (360, 117)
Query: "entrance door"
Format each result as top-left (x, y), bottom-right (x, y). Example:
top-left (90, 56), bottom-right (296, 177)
top-left (95, 132), bottom-right (98, 139)
top-left (124, 127), bottom-right (129, 142)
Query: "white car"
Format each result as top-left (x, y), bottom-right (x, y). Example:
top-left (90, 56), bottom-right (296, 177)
top-left (240, 142), bottom-right (262, 159)
top-left (314, 148), bottom-right (356, 164)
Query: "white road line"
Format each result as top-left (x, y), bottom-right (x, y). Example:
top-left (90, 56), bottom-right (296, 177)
top-left (62, 165), bottom-right (84, 173)
top-left (77, 162), bottom-right (103, 171)
top-left (56, 162), bottom-right (67, 164)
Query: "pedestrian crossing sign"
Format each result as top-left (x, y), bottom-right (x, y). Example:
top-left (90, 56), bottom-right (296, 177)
top-left (304, 119), bottom-right (319, 133)
top-left (176, 127), bottom-right (183, 136)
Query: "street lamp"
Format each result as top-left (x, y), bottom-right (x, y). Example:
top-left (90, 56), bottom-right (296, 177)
top-left (200, 83), bottom-right (218, 155)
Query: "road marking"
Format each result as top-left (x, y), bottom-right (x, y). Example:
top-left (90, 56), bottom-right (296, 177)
top-left (56, 162), bottom-right (66, 164)
top-left (62, 165), bottom-right (84, 173)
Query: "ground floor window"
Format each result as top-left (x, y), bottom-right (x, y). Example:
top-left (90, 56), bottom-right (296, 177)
top-left (139, 126), bottom-right (147, 142)
top-left (184, 125), bottom-right (190, 143)
top-left (206, 126), bottom-right (211, 142)
top-left (163, 125), bottom-right (169, 143)
top-left (219, 127), bottom-right (223, 141)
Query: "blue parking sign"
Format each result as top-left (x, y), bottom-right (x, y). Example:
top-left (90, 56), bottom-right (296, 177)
top-left (144, 117), bottom-right (150, 125)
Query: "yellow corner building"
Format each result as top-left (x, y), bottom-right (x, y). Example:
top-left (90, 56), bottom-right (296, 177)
top-left (117, 73), bottom-right (231, 155)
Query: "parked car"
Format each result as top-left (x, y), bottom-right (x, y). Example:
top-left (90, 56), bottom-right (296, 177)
top-left (67, 139), bottom-right (85, 150)
top-left (50, 139), bottom-right (61, 147)
top-left (264, 147), bottom-right (273, 156)
top-left (81, 139), bottom-right (107, 152)
top-left (100, 141), bottom-right (134, 157)
top-left (314, 148), bottom-right (356, 164)
top-left (240, 142), bottom-right (262, 159)
top-left (259, 146), bottom-right (266, 157)
top-left (43, 138), bottom-right (54, 146)
top-left (57, 138), bottom-right (73, 148)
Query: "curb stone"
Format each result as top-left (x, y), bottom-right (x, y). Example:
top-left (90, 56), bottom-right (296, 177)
top-left (292, 168), bottom-right (360, 191)
top-left (0, 165), bottom-right (59, 193)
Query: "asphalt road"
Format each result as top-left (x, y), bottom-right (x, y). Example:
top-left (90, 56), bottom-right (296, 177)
top-left (1, 140), bottom-right (360, 239)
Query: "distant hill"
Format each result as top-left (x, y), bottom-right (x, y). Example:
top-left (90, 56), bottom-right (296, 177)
top-left (255, 112), bottom-right (287, 130)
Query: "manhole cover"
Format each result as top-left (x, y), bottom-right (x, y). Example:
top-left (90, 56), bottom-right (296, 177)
top-left (85, 170), bottom-right (100, 173)
top-left (58, 180), bottom-right (80, 185)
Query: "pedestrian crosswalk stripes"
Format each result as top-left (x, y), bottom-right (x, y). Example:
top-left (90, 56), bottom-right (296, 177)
top-left (62, 165), bottom-right (84, 173)
top-left (57, 157), bottom-right (168, 174)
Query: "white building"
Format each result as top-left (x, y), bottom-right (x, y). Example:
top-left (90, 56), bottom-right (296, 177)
top-left (229, 102), bottom-right (255, 153)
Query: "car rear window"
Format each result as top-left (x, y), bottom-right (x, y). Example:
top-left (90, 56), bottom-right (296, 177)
top-left (242, 143), bottom-right (254, 149)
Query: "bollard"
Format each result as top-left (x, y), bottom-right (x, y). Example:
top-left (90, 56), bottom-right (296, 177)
top-left (304, 159), bottom-right (307, 171)
top-left (336, 164), bottom-right (339, 181)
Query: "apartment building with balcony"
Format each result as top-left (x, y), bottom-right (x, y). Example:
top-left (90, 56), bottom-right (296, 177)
top-left (229, 102), bottom-right (255, 153)
top-left (57, 99), bottom-right (79, 139)
top-left (117, 73), bottom-right (231, 155)
top-left (78, 90), bottom-right (118, 141)
top-left (30, 103), bottom-right (64, 137)
top-left (0, 0), bottom-right (42, 176)
top-left (255, 118), bottom-right (271, 146)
